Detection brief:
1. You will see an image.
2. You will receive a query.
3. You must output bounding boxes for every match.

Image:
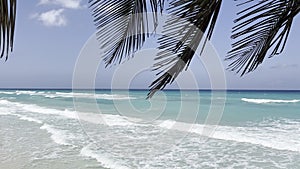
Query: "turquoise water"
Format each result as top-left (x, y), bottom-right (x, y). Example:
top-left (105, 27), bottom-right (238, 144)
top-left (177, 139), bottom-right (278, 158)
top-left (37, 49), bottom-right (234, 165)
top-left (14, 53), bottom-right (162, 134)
top-left (0, 89), bottom-right (300, 168)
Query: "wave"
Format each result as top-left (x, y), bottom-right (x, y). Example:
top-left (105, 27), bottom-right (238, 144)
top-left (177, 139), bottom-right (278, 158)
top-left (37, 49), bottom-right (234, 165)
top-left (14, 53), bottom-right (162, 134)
top-left (158, 119), bottom-right (300, 152)
top-left (0, 90), bottom-right (135, 100)
top-left (16, 90), bottom-right (39, 95)
top-left (40, 124), bottom-right (73, 146)
top-left (0, 91), bottom-right (15, 95)
top-left (242, 98), bottom-right (300, 104)
top-left (0, 112), bottom-right (11, 115)
top-left (0, 99), bottom-right (79, 119)
top-left (0, 99), bottom-right (136, 127)
top-left (17, 115), bottom-right (43, 124)
top-left (158, 120), bottom-right (176, 129)
top-left (80, 145), bottom-right (130, 169)
top-left (0, 100), bottom-right (74, 146)
top-left (49, 92), bottom-right (135, 100)
top-left (2, 99), bottom-right (300, 152)
top-left (211, 121), bottom-right (300, 152)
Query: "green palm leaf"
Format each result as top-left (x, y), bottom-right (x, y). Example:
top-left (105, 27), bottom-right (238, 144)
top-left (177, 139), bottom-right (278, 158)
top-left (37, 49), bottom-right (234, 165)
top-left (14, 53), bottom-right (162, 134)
top-left (0, 0), bottom-right (16, 60)
top-left (89, 0), bottom-right (164, 66)
top-left (227, 0), bottom-right (300, 75)
top-left (147, 0), bottom-right (222, 98)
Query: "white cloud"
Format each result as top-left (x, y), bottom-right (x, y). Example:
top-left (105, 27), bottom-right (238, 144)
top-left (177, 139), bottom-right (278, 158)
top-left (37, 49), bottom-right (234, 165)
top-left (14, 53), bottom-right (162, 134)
top-left (38, 0), bottom-right (83, 9)
top-left (33, 0), bottom-right (84, 27)
top-left (32, 9), bottom-right (67, 27)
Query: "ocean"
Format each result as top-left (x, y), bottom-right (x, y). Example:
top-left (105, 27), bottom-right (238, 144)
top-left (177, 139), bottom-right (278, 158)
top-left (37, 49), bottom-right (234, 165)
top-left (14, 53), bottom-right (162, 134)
top-left (0, 89), bottom-right (299, 169)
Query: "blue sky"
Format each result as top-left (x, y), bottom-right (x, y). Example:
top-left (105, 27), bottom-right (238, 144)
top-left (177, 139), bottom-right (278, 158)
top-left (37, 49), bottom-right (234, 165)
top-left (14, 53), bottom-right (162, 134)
top-left (0, 0), bottom-right (299, 90)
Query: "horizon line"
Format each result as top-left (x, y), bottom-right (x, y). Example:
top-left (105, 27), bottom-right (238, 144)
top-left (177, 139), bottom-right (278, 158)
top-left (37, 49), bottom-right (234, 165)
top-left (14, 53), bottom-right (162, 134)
top-left (0, 88), bottom-right (300, 92)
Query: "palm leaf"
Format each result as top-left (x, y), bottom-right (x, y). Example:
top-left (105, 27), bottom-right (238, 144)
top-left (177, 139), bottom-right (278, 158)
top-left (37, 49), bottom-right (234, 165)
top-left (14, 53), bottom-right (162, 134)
top-left (147, 0), bottom-right (222, 98)
top-left (88, 0), bottom-right (164, 66)
top-left (0, 0), bottom-right (16, 60)
top-left (227, 0), bottom-right (300, 75)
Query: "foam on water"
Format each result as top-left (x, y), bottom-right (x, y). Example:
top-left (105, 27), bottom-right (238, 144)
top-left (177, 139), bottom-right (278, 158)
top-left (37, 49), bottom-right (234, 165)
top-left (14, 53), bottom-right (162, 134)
top-left (0, 90), bottom-right (135, 100)
top-left (0, 91), bottom-right (15, 95)
top-left (0, 112), bottom-right (11, 115)
top-left (44, 94), bottom-right (57, 98)
top-left (44, 92), bottom-right (135, 100)
top-left (18, 115), bottom-right (43, 124)
top-left (1, 97), bottom-right (300, 155)
top-left (242, 98), bottom-right (300, 104)
top-left (15, 90), bottom-right (37, 95)
top-left (0, 100), bottom-right (18, 115)
top-left (158, 120), bottom-right (176, 129)
top-left (40, 124), bottom-right (72, 146)
top-left (158, 119), bottom-right (300, 152)
top-left (0, 99), bottom-right (79, 119)
top-left (0, 102), bottom-right (43, 124)
top-left (0, 99), bottom-right (136, 127)
top-left (101, 114), bottom-right (136, 126)
top-left (81, 145), bottom-right (130, 169)
top-left (0, 99), bottom-right (14, 105)
top-left (2, 90), bottom-right (300, 168)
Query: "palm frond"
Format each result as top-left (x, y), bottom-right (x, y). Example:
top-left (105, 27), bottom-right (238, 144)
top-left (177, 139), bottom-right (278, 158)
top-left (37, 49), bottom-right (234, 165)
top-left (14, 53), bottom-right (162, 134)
top-left (147, 0), bottom-right (222, 98)
top-left (0, 0), bottom-right (16, 60)
top-left (227, 0), bottom-right (300, 75)
top-left (88, 0), bottom-right (164, 67)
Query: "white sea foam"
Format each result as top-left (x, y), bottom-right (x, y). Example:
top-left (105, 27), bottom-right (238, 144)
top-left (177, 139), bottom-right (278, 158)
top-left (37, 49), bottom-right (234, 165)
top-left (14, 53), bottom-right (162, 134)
top-left (44, 94), bottom-right (57, 98)
top-left (0, 100), bottom-right (18, 115)
top-left (158, 120), bottom-right (176, 129)
top-left (242, 98), bottom-right (300, 104)
top-left (20, 104), bottom-right (78, 119)
top-left (0, 99), bottom-right (79, 146)
top-left (0, 91), bottom-right (15, 95)
top-left (2, 98), bottom-right (300, 153)
top-left (101, 114), bottom-right (135, 126)
top-left (71, 112), bottom-right (137, 127)
top-left (0, 90), bottom-right (45, 96)
top-left (15, 90), bottom-right (37, 95)
top-left (0, 99), bottom-right (14, 105)
top-left (0, 106), bottom-right (12, 115)
top-left (36, 91), bottom-right (135, 100)
top-left (0, 90), bottom-right (135, 100)
top-left (212, 122), bottom-right (300, 152)
top-left (0, 112), bottom-right (11, 115)
top-left (81, 145), bottom-right (130, 169)
top-left (158, 118), bottom-right (300, 152)
top-left (40, 124), bottom-right (72, 145)
top-left (0, 99), bottom-right (79, 120)
top-left (0, 99), bottom-right (136, 127)
top-left (18, 115), bottom-right (43, 124)
top-left (0, 107), bottom-right (43, 124)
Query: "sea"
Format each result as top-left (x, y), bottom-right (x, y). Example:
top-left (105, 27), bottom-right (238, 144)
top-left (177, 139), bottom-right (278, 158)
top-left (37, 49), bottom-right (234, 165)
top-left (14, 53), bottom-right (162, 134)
top-left (0, 89), bottom-right (299, 169)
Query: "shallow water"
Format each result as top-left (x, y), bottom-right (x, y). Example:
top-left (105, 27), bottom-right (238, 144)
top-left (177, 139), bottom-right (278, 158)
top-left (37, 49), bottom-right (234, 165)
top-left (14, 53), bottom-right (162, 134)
top-left (0, 90), bottom-right (299, 168)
